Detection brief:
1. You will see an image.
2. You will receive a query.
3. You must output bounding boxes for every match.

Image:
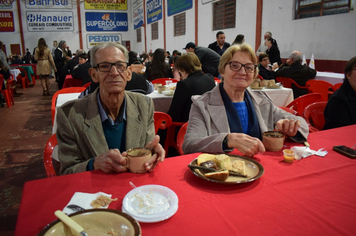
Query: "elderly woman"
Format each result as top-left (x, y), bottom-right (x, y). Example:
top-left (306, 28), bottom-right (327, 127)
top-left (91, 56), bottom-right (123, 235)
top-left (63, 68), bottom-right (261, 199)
top-left (182, 44), bottom-right (309, 156)
top-left (54, 40), bottom-right (72, 89)
top-left (167, 52), bottom-right (216, 122)
top-left (324, 56), bottom-right (356, 130)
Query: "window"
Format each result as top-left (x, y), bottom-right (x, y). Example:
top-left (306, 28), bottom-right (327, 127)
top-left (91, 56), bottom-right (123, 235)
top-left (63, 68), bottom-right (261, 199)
top-left (151, 22), bottom-right (158, 40)
top-left (174, 12), bottom-right (186, 36)
top-left (213, 0), bottom-right (236, 30)
top-left (295, 0), bottom-right (355, 19)
top-left (137, 28), bottom-right (142, 43)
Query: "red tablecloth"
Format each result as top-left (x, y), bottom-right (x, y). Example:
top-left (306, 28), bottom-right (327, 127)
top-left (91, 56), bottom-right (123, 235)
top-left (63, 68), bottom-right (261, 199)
top-left (15, 125), bottom-right (356, 235)
top-left (63, 74), bottom-right (82, 88)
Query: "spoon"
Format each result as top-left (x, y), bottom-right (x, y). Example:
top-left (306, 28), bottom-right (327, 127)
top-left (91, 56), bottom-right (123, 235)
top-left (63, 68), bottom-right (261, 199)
top-left (66, 204), bottom-right (85, 212)
top-left (55, 210), bottom-right (89, 236)
top-left (129, 182), bottom-right (156, 208)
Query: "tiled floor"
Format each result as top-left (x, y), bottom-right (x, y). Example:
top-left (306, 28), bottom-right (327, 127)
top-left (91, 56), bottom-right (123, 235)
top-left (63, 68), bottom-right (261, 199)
top-left (0, 78), bottom-right (57, 235)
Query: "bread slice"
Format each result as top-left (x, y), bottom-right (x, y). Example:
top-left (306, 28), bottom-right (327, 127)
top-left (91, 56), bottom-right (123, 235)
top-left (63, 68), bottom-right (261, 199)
top-left (215, 154), bottom-right (232, 170)
top-left (204, 170), bottom-right (229, 181)
top-left (231, 160), bottom-right (246, 175)
top-left (197, 153), bottom-right (216, 165)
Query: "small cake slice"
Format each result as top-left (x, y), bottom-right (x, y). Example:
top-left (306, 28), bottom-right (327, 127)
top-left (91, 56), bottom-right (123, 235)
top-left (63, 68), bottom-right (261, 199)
top-left (197, 153), bottom-right (216, 165)
top-left (215, 154), bottom-right (232, 170)
top-left (231, 160), bottom-right (246, 175)
top-left (204, 170), bottom-right (229, 181)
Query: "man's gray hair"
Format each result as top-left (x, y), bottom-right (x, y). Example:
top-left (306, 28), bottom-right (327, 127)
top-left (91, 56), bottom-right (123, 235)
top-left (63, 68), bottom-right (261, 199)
top-left (90, 42), bottom-right (129, 67)
top-left (290, 51), bottom-right (302, 63)
top-left (75, 49), bottom-right (85, 56)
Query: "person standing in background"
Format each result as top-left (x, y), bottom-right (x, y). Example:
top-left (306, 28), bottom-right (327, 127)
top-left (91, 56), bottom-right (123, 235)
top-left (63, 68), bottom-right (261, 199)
top-left (232, 34), bottom-right (245, 45)
top-left (256, 31), bottom-right (272, 56)
top-left (0, 41), bottom-right (10, 70)
top-left (52, 40), bottom-right (58, 57)
top-left (34, 38), bottom-right (57, 96)
top-left (54, 40), bottom-right (71, 89)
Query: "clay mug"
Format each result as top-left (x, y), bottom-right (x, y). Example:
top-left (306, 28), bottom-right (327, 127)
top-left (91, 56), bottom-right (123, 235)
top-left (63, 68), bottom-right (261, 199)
top-left (125, 148), bottom-right (153, 173)
top-left (262, 131), bottom-right (285, 151)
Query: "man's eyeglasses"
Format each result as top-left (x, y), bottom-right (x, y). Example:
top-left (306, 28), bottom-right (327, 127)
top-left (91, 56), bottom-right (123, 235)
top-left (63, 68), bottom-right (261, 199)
top-left (95, 61), bottom-right (128, 73)
top-left (262, 58), bottom-right (269, 62)
top-left (227, 61), bottom-right (256, 73)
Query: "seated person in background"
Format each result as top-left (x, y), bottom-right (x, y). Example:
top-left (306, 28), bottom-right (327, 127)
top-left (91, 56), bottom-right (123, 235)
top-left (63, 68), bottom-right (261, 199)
top-left (184, 42), bottom-right (221, 77)
top-left (208, 31), bottom-right (230, 56)
top-left (145, 48), bottom-right (173, 81)
top-left (0, 60), bottom-right (10, 90)
top-left (71, 52), bottom-right (92, 86)
top-left (231, 34), bottom-right (245, 45)
top-left (266, 37), bottom-right (281, 66)
top-left (258, 53), bottom-right (278, 80)
top-left (276, 50), bottom-right (316, 98)
top-left (169, 50), bottom-right (181, 65)
top-left (182, 44), bottom-right (309, 156)
top-left (62, 49), bottom-right (85, 75)
top-left (57, 42), bottom-right (165, 175)
top-left (11, 55), bottom-right (23, 65)
top-left (168, 52), bottom-right (216, 123)
top-left (324, 56), bottom-right (356, 130)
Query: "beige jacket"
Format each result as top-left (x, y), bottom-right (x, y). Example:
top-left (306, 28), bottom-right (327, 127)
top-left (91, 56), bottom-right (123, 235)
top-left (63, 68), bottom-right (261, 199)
top-left (34, 47), bottom-right (56, 75)
top-left (56, 89), bottom-right (155, 175)
top-left (182, 85), bottom-right (309, 154)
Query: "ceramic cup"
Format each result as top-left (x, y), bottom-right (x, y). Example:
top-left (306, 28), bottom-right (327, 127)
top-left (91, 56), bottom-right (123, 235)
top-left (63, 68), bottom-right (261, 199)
top-left (157, 86), bottom-right (167, 94)
top-left (126, 148), bottom-right (153, 173)
top-left (262, 131), bottom-right (285, 151)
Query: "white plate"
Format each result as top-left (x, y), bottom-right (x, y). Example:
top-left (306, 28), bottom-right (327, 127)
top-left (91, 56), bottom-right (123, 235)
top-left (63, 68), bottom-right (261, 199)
top-left (122, 185), bottom-right (178, 223)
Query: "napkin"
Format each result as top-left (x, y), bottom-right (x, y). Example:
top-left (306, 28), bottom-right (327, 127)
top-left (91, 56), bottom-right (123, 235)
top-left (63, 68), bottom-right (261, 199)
top-left (291, 146), bottom-right (328, 160)
top-left (62, 192), bottom-right (113, 214)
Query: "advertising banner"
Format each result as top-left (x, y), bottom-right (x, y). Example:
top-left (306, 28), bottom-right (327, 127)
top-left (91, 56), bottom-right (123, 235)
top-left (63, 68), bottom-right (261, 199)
top-left (167, 0), bottom-right (192, 16)
top-left (0, 0), bottom-right (14, 9)
top-left (84, 0), bottom-right (127, 10)
top-left (26, 0), bottom-right (73, 9)
top-left (0, 11), bottom-right (14, 31)
top-left (133, 4), bottom-right (143, 30)
top-left (146, 0), bottom-right (162, 24)
top-left (26, 11), bottom-right (74, 32)
top-left (86, 34), bottom-right (122, 49)
top-left (86, 12), bottom-right (128, 31)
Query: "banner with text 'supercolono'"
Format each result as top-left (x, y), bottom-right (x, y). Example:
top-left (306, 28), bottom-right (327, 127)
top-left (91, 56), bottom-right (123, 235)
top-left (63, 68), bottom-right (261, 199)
top-left (85, 12), bottom-right (128, 31)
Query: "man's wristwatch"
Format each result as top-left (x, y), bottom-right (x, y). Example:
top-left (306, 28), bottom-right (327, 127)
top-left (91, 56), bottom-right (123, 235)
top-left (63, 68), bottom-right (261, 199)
top-left (222, 135), bottom-right (229, 150)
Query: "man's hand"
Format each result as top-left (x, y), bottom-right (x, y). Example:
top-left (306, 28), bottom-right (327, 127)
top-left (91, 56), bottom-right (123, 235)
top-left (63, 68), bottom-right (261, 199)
top-left (275, 119), bottom-right (301, 137)
top-left (144, 135), bottom-right (165, 172)
top-left (227, 133), bottom-right (265, 157)
top-left (94, 149), bottom-right (128, 173)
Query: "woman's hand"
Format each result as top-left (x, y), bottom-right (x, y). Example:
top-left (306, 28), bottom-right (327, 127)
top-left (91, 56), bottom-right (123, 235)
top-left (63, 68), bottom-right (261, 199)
top-left (144, 135), bottom-right (165, 172)
top-left (227, 133), bottom-right (265, 157)
top-left (94, 149), bottom-right (128, 173)
top-left (275, 119), bottom-right (301, 137)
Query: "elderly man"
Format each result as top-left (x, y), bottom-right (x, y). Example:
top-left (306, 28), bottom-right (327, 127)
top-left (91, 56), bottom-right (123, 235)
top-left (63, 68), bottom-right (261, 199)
top-left (56, 42), bottom-right (165, 175)
top-left (276, 50), bottom-right (317, 97)
top-left (256, 31), bottom-right (272, 56)
top-left (208, 31), bottom-right (230, 56)
top-left (184, 42), bottom-right (220, 77)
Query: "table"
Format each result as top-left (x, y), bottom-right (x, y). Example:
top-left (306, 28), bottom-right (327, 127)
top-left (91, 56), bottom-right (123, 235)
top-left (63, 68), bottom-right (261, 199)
top-left (146, 90), bottom-right (173, 113)
top-left (15, 125), bottom-right (356, 235)
top-left (9, 69), bottom-right (21, 81)
top-left (63, 74), bottom-right (82, 88)
top-left (10, 65), bottom-right (34, 82)
top-left (254, 87), bottom-right (294, 107)
top-left (315, 71), bottom-right (344, 85)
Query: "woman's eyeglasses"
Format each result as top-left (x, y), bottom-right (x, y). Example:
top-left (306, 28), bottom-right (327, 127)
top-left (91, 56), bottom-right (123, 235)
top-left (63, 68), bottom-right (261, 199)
top-left (227, 61), bottom-right (256, 73)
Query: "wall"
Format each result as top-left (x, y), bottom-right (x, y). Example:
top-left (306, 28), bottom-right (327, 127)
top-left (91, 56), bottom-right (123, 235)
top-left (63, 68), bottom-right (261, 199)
top-left (1, 0), bottom-right (355, 69)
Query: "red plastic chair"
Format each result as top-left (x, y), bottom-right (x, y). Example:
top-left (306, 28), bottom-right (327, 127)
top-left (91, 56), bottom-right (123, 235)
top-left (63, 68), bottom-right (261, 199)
top-left (257, 74), bottom-right (264, 80)
top-left (305, 80), bottom-right (334, 101)
top-left (82, 82), bottom-right (91, 88)
top-left (151, 78), bottom-right (178, 85)
top-left (176, 122), bottom-right (188, 155)
top-left (214, 77), bottom-right (221, 83)
top-left (285, 93), bottom-right (322, 116)
top-left (276, 77), bottom-right (307, 90)
top-left (0, 75), bottom-right (14, 108)
top-left (43, 134), bottom-right (58, 177)
top-left (7, 74), bottom-right (16, 96)
top-left (303, 101), bottom-right (328, 132)
top-left (279, 106), bottom-right (298, 116)
top-left (153, 111), bottom-right (172, 134)
top-left (164, 121), bottom-right (185, 155)
top-left (333, 83), bottom-right (342, 91)
top-left (16, 67), bottom-right (30, 89)
top-left (51, 87), bottom-right (86, 125)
